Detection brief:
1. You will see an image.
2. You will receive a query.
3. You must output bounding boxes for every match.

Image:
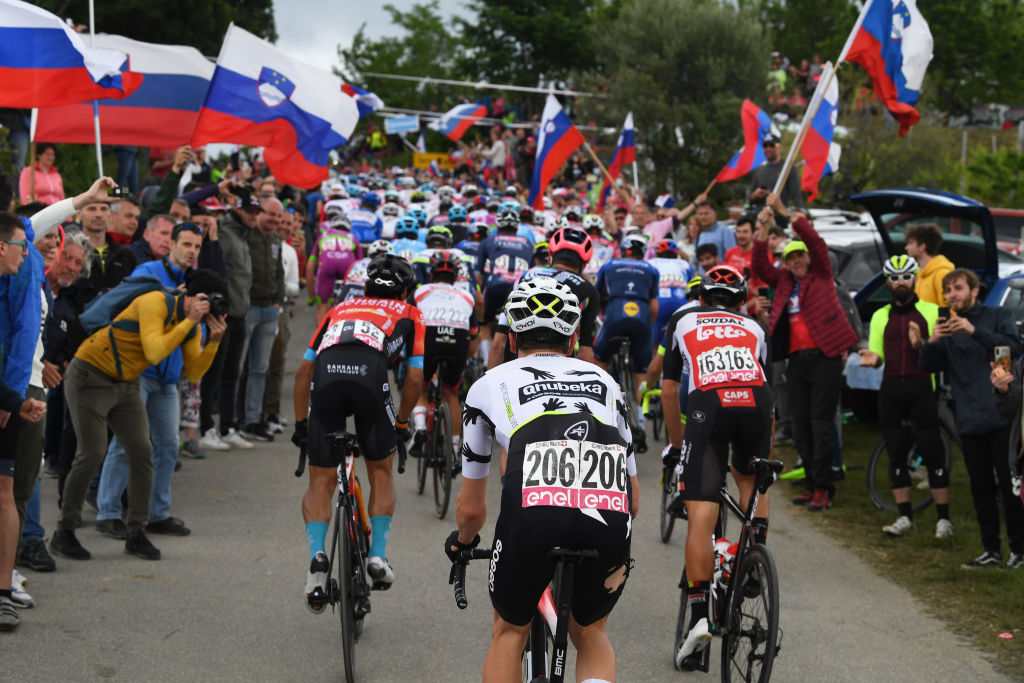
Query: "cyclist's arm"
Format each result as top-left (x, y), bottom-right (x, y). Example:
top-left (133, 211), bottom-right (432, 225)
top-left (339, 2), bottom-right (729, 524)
top-left (649, 297), bottom-right (659, 320)
top-left (293, 357), bottom-right (315, 422)
top-left (304, 255), bottom-right (318, 300)
top-left (456, 383), bottom-right (496, 541)
top-left (663, 379), bottom-right (682, 448)
top-left (456, 477), bottom-right (488, 545)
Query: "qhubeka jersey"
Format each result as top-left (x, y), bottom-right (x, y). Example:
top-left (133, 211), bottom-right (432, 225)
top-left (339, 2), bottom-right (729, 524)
top-left (662, 306), bottom-right (768, 397)
top-left (303, 297), bottom-right (426, 369)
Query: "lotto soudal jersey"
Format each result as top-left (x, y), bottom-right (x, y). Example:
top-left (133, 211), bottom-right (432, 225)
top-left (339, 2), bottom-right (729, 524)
top-left (461, 355), bottom-right (638, 518)
top-left (478, 233), bottom-right (534, 288)
top-left (662, 305), bottom-right (768, 397)
top-left (413, 282), bottom-right (476, 332)
top-left (304, 297), bottom-right (426, 368)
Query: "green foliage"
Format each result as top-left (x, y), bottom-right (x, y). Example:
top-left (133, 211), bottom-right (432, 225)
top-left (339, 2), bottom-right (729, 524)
top-left (966, 148), bottom-right (1024, 207)
top-left (580, 0), bottom-right (771, 202)
top-left (750, 0), bottom-right (858, 65)
top-left (32, 0), bottom-right (276, 55)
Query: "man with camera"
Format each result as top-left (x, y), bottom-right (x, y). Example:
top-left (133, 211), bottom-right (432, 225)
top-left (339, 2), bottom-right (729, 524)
top-left (94, 222), bottom-right (213, 540)
top-left (51, 269), bottom-right (227, 562)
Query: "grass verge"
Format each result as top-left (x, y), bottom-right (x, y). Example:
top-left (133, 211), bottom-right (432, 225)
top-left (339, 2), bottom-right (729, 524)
top-left (775, 418), bottom-right (1023, 673)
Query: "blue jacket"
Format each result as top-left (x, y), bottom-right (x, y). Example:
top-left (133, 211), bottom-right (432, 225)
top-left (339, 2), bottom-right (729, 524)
top-left (0, 218), bottom-right (45, 397)
top-left (132, 258), bottom-right (188, 384)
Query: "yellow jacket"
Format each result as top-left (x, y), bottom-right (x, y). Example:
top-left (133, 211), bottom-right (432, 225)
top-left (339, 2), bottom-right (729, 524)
top-left (914, 254), bottom-right (955, 307)
top-left (76, 291), bottom-right (219, 382)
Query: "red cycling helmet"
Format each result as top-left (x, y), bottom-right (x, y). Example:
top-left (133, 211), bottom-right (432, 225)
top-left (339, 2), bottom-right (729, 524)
top-left (548, 227), bottom-right (594, 264)
top-left (655, 239), bottom-right (680, 258)
top-left (429, 249), bottom-right (461, 278)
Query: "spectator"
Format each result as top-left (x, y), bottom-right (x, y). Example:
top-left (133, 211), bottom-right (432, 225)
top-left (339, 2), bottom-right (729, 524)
top-left (789, 88), bottom-right (807, 117)
top-left (18, 143), bottom-right (64, 206)
top-left (916, 268), bottom-right (1024, 568)
top-left (168, 198), bottom-right (191, 225)
top-left (992, 352), bottom-right (1024, 509)
top-left (51, 269), bottom-right (227, 562)
top-left (79, 200), bottom-right (137, 292)
top-left (748, 135), bottom-right (804, 211)
top-left (107, 197), bottom-right (141, 246)
top-left (126, 214), bottom-right (175, 264)
top-left (0, 109), bottom-right (30, 182)
top-left (693, 199), bottom-right (734, 274)
top-left (113, 146), bottom-right (139, 195)
top-left (904, 223), bottom-right (954, 307)
top-left (752, 196), bottom-right (858, 511)
top-left (263, 213), bottom-right (301, 433)
top-left (695, 243), bottom-right (719, 273)
top-left (723, 214), bottom-right (762, 290)
top-left (479, 127), bottom-right (507, 175)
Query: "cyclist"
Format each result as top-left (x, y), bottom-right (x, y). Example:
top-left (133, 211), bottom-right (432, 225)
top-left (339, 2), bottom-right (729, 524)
top-left (391, 216), bottom-right (427, 263)
top-left (335, 239), bottom-right (393, 303)
top-left (533, 240), bottom-right (550, 267)
top-left (476, 207), bottom-right (533, 365)
top-left (649, 239), bottom-right (695, 350)
top-left (293, 254), bottom-right (425, 606)
top-left (582, 214), bottom-right (616, 283)
top-left (446, 205), bottom-right (470, 244)
top-left (306, 214), bottom-right (363, 322)
top-left (643, 275), bottom-right (703, 390)
top-left (857, 255), bottom-right (951, 538)
top-left (455, 222), bottom-right (489, 272)
top-left (410, 250), bottom-right (479, 458)
top-left (412, 226), bottom-right (475, 296)
top-left (347, 192), bottom-right (384, 246)
top-left (446, 276), bottom-right (638, 683)
top-left (379, 202), bottom-right (402, 239)
top-left (660, 265), bottom-right (773, 669)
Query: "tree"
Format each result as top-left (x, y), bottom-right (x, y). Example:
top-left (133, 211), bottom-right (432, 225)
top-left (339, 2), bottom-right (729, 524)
top-left (33, 0), bottom-right (276, 56)
top-left (581, 0), bottom-right (772, 202)
top-left (749, 0), bottom-right (858, 66)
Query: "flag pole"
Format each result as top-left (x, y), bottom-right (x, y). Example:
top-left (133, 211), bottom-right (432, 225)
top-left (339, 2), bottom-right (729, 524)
top-left (582, 140), bottom-right (633, 208)
top-left (772, 62), bottom-right (835, 196)
top-left (88, 0), bottom-right (103, 177)
top-left (28, 109), bottom-right (37, 201)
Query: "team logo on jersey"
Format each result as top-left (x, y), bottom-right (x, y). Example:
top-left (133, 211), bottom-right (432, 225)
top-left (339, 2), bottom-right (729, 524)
top-left (518, 380), bottom-right (608, 405)
top-left (691, 410), bottom-right (706, 423)
top-left (521, 366), bottom-right (555, 380)
top-left (326, 363), bottom-right (368, 376)
top-left (564, 420), bottom-right (590, 440)
top-left (623, 301), bottom-right (640, 317)
top-left (717, 387), bottom-right (755, 407)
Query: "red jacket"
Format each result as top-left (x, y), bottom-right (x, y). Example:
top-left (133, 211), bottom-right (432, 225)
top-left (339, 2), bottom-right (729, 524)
top-left (752, 217), bottom-right (858, 359)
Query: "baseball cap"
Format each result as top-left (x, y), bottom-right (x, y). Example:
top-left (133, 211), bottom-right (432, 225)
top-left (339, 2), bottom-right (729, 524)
top-left (782, 240), bottom-right (808, 259)
top-left (236, 194), bottom-right (262, 212)
top-left (655, 194), bottom-right (675, 209)
top-left (762, 133), bottom-right (780, 146)
top-left (200, 197), bottom-right (227, 212)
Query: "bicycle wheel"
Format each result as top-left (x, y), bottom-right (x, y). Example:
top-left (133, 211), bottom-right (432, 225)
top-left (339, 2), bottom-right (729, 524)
top-left (433, 401), bottom-right (454, 519)
top-left (672, 567), bottom-right (689, 671)
top-left (660, 467), bottom-right (676, 543)
top-left (721, 544), bottom-right (779, 683)
top-left (415, 428), bottom-right (428, 495)
top-left (522, 616), bottom-right (549, 682)
top-left (651, 399), bottom-right (664, 443)
top-left (866, 428), bottom-right (953, 513)
top-left (336, 505), bottom-right (358, 683)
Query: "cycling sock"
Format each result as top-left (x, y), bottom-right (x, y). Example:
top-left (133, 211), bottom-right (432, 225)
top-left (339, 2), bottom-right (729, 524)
top-left (936, 503), bottom-right (949, 521)
top-left (580, 679), bottom-right (612, 683)
top-left (452, 435), bottom-right (461, 451)
top-left (412, 406), bottom-right (427, 431)
top-left (369, 515), bottom-right (392, 558)
top-left (0, 589), bottom-right (10, 600)
top-left (897, 502), bottom-right (913, 519)
top-left (479, 339), bottom-right (491, 365)
top-left (306, 521), bottom-right (328, 562)
top-left (752, 517), bottom-right (769, 545)
top-left (687, 581), bottom-right (710, 628)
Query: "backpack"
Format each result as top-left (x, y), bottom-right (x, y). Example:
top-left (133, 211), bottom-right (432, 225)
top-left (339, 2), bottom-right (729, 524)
top-left (78, 275), bottom-right (195, 378)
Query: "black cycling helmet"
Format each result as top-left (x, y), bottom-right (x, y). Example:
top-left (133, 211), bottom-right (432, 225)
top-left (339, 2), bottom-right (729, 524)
top-left (365, 253), bottom-right (416, 300)
top-left (700, 265), bottom-right (747, 308)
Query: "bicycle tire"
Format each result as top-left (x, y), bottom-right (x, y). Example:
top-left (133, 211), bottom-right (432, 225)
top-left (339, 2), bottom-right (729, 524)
top-left (352, 488), bottom-right (370, 640)
top-left (415, 428), bottom-right (428, 495)
top-left (672, 567), bottom-right (689, 671)
top-left (660, 469), bottom-right (676, 543)
top-left (866, 428), bottom-right (953, 513)
top-left (651, 401), bottom-right (664, 443)
top-left (522, 616), bottom-right (549, 682)
top-left (433, 401), bottom-right (454, 519)
top-left (721, 543), bottom-right (779, 683)
top-left (337, 503), bottom-right (358, 683)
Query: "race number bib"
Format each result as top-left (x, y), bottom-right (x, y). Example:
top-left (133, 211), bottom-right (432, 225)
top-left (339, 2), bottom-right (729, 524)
top-left (695, 345), bottom-right (759, 387)
top-left (352, 319), bottom-right (386, 351)
top-left (521, 440), bottom-right (629, 514)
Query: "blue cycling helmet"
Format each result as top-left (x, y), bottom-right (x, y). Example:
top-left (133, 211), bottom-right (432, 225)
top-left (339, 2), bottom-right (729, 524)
top-left (406, 206), bottom-right (428, 227)
top-left (361, 191), bottom-right (380, 207)
top-left (346, 184), bottom-right (362, 197)
top-left (395, 216), bottom-right (420, 238)
top-left (448, 205), bottom-right (468, 222)
top-left (499, 199), bottom-right (520, 213)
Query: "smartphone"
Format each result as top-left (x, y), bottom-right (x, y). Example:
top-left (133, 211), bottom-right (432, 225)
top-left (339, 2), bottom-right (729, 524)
top-left (995, 346), bottom-right (1012, 374)
top-left (106, 186), bottom-right (131, 198)
top-left (758, 287), bottom-right (769, 298)
top-left (937, 306), bottom-right (950, 323)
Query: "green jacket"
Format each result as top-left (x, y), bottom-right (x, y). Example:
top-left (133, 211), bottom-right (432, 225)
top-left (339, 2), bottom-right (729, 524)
top-left (218, 210), bottom-right (253, 318)
top-left (868, 297), bottom-right (939, 386)
top-left (245, 223), bottom-right (284, 307)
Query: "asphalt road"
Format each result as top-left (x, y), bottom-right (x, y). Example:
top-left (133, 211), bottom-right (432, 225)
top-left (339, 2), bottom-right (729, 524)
top-left (7, 307), bottom-right (1012, 682)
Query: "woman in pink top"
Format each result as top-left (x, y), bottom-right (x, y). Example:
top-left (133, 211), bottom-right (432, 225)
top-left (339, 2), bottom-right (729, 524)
top-left (19, 143), bottom-right (65, 205)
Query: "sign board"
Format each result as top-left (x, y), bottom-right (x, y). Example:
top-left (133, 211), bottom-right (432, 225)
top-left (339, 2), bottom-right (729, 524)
top-left (413, 152), bottom-right (455, 170)
top-left (384, 115), bottom-right (419, 135)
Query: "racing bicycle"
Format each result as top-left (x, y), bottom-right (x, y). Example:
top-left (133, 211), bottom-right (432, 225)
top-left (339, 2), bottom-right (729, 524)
top-left (607, 336), bottom-right (647, 454)
top-left (415, 359), bottom-right (460, 519)
top-left (674, 458), bottom-right (784, 682)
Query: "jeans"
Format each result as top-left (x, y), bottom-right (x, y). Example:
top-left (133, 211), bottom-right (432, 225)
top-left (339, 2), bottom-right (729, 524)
top-left (8, 129), bottom-right (28, 183)
top-left (113, 145), bottom-right (139, 195)
top-left (13, 385), bottom-right (45, 536)
top-left (263, 303), bottom-right (291, 417)
top-left (21, 478), bottom-right (43, 543)
top-left (242, 305), bottom-right (280, 425)
top-left (97, 375), bottom-right (179, 524)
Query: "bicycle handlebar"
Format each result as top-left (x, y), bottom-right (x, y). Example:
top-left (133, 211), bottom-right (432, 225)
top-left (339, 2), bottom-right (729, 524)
top-left (396, 437), bottom-right (408, 475)
top-left (294, 445), bottom-right (307, 478)
top-left (449, 547), bottom-right (492, 609)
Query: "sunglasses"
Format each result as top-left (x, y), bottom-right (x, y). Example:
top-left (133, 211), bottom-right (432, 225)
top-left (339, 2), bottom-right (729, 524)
top-left (171, 223), bottom-right (204, 239)
top-left (2, 240), bottom-right (27, 252)
top-left (887, 274), bottom-right (915, 283)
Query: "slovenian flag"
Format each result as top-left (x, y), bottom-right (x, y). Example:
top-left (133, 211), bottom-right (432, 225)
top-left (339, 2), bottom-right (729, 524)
top-left (34, 35), bottom-right (213, 147)
top-left (427, 160), bottom-right (440, 177)
top-left (341, 83), bottom-right (384, 120)
top-left (598, 112), bottom-right (635, 212)
top-left (714, 100), bottom-right (776, 183)
top-left (838, 0), bottom-right (933, 136)
top-left (191, 24), bottom-right (359, 189)
top-left (528, 95), bottom-right (585, 210)
top-left (800, 63), bottom-right (841, 203)
top-left (428, 103), bottom-right (487, 141)
top-left (0, 0), bottom-right (142, 107)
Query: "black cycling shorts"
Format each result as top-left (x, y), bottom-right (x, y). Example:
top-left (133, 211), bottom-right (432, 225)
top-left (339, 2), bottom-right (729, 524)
top-left (309, 346), bottom-right (396, 466)
top-left (679, 384), bottom-right (774, 503)
top-left (482, 282), bottom-right (514, 324)
top-left (423, 328), bottom-right (470, 391)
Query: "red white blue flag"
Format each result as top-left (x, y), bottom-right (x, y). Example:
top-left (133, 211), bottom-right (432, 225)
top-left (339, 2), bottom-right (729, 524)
top-left (341, 83), bottom-right (384, 120)
top-left (34, 35), bottom-right (213, 147)
top-left (191, 24), bottom-right (359, 188)
top-left (597, 112), bottom-right (635, 212)
top-left (0, 0), bottom-right (142, 107)
top-left (715, 100), bottom-right (777, 183)
top-left (529, 95), bottom-right (585, 210)
top-left (427, 160), bottom-right (440, 177)
top-left (428, 103), bottom-right (487, 141)
top-left (838, 0), bottom-right (933, 136)
top-left (800, 63), bottom-right (841, 203)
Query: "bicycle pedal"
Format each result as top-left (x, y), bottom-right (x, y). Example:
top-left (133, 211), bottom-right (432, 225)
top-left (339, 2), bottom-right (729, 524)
top-left (306, 587), bottom-right (329, 613)
top-left (371, 580), bottom-right (392, 591)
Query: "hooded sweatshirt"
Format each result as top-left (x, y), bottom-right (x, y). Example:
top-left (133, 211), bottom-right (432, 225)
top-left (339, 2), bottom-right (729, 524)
top-left (914, 254), bottom-right (954, 307)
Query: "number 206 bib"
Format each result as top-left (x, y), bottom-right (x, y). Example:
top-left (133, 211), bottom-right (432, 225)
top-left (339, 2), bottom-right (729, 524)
top-left (521, 440), bottom-right (629, 514)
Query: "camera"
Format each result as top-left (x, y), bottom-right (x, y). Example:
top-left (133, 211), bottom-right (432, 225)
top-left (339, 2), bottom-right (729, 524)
top-left (107, 186), bottom-right (132, 198)
top-left (207, 292), bottom-right (230, 317)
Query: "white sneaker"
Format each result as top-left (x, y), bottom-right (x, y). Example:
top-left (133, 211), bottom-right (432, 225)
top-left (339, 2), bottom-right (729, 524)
top-left (935, 519), bottom-right (955, 539)
top-left (266, 416), bottom-right (285, 434)
top-left (199, 428), bottom-right (231, 451)
top-left (367, 556), bottom-right (395, 589)
top-left (221, 428), bottom-right (255, 450)
top-left (883, 515), bottom-right (914, 537)
top-left (675, 617), bottom-right (711, 669)
top-left (10, 570), bottom-right (33, 609)
top-left (305, 552), bottom-right (329, 614)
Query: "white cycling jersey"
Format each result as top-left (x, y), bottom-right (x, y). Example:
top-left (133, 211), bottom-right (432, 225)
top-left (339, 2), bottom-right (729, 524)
top-left (413, 282), bottom-right (475, 331)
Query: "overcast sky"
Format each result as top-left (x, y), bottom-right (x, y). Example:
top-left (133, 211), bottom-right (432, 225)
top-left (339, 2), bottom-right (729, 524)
top-left (274, 0), bottom-right (460, 76)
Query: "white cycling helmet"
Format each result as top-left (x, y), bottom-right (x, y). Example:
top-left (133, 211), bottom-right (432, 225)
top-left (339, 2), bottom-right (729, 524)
top-left (504, 276), bottom-right (582, 337)
top-left (882, 254), bottom-right (919, 277)
top-left (368, 239), bottom-right (393, 258)
top-left (582, 213), bottom-right (605, 232)
top-left (381, 203), bottom-right (400, 217)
